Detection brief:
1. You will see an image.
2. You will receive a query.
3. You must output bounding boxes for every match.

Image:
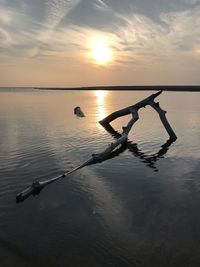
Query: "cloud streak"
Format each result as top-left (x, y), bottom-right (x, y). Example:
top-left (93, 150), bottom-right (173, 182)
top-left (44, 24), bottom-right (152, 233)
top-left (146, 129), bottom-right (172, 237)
top-left (36, 0), bottom-right (80, 42)
top-left (44, 0), bottom-right (80, 28)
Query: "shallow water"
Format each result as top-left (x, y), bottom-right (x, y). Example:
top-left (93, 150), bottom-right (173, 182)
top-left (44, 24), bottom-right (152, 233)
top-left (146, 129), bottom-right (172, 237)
top-left (0, 88), bottom-right (200, 266)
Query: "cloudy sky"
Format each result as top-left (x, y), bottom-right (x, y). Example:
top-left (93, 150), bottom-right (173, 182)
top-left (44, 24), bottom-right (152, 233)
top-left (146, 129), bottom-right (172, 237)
top-left (0, 0), bottom-right (200, 87)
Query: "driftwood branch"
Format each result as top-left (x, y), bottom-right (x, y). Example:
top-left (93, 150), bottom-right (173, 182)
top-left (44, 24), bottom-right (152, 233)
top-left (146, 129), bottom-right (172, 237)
top-left (92, 108), bottom-right (139, 161)
top-left (149, 101), bottom-right (177, 140)
top-left (99, 90), bottom-right (162, 125)
top-left (99, 90), bottom-right (177, 141)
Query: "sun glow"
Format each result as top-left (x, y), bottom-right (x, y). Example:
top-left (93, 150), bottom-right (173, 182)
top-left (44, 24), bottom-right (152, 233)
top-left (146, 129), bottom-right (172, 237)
top-left (91, 40), bottom-right (112, 65)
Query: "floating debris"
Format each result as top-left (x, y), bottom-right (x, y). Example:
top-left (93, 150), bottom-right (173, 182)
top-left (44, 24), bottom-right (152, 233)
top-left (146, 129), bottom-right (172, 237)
top-left (74, 106), bottom-right (85, 117)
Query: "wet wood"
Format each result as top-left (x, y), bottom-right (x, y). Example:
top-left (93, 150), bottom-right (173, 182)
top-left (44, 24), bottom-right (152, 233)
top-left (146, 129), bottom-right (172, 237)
top-left (92, 109), bottom-right (139, 162)
top-left (149, 101), bottom-right (177, 140)
top-left (99, 91), bottom-right (162, 125)
top-left (99, 90), bottom-right (177, 140)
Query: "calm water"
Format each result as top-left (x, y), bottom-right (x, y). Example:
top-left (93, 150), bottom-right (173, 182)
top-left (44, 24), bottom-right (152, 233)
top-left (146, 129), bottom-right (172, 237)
top-left (0, 88), bottom-right (200, 267)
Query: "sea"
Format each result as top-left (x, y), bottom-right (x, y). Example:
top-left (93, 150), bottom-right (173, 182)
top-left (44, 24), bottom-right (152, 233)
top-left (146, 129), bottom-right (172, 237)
top-left (0, 88), bottom-right (200, 267)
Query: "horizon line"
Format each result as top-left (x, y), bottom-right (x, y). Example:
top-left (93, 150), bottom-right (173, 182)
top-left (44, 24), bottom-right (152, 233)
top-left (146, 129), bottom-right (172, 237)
top-left (0, 85), bottom-right (200, 92)
top-left (35, 85), bottom-right (200, 91)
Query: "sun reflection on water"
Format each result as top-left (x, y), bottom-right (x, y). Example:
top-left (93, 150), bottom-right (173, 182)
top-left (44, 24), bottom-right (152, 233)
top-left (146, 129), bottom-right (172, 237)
top-left (94, 90), bottom-right (108, 122)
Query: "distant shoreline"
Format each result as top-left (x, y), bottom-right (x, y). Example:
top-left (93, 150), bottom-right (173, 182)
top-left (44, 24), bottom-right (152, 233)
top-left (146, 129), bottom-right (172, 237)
top-left (35, 85), bottom-right (200, 92)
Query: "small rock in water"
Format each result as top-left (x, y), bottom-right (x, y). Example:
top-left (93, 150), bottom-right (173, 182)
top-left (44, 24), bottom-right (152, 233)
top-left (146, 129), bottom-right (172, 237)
top-left (74, 106), bottom-right (85, 117)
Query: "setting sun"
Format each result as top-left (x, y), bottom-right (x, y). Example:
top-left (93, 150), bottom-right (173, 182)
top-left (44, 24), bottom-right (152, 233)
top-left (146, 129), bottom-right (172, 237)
top-left (91, 40), bottom-right (112, 65)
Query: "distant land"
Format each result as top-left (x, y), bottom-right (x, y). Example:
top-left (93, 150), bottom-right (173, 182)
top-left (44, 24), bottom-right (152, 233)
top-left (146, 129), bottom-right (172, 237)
top-left (35, 85), bottom-right (200, 91)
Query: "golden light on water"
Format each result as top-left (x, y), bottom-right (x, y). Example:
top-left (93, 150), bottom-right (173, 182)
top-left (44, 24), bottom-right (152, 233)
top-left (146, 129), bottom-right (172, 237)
top-left (94, 90), bottom-right (108, 122)
top-left (90, 39), bottom-right (112, 65)
top-left (95, 90), bottom-right (107, 100)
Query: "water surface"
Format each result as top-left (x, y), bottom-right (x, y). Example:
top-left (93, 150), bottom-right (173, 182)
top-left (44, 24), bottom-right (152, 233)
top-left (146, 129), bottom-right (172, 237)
top-left (0, 88), bottom-right (200, 266)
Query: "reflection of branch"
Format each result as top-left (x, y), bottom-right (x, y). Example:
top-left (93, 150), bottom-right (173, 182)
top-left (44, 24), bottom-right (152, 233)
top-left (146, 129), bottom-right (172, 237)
top-left (101, 120), bottom-right (175, 172)
top-left (128, 139), bottom-right (175, 172)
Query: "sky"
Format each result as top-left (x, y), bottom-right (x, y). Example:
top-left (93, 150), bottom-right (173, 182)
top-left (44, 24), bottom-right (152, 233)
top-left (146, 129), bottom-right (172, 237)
top-left (0, 0), bottom-right (200, 87)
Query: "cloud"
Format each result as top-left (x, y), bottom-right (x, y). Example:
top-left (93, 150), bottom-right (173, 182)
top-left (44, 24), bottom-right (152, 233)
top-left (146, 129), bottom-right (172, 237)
top-left (161, 6), bottom-right (200, 51)
top-left (183, 0), bottom-right (200, 4)
top-left (34, 0), bottom-right (80, 43)
top-left (0, 8), bottom-right (13, 25)
top-left (93, 0), bottom-right (109, 11)
top-left (0, 27), bottom-right (13, 47)
top-left (111, 5), bottom-right (200, 67)
top-left (44, 0), bottom-right (80, 28)
top-left (26, 47), bottom-right (40, 57)
top-left (65, 0), bottom-right (126, 31)
top-left (0, 0), bottom-right (81, 56)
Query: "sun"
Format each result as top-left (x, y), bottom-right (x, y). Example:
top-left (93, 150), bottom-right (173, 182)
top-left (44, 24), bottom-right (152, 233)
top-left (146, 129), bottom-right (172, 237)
top-left (91, 39), bottom-right (112, 65)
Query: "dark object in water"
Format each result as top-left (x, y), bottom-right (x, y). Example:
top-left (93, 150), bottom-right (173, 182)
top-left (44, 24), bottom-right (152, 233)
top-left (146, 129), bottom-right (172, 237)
top-left (74, 106), bottom-right (85, 117)
top-left (16, 180), bottom-right (43, 203)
